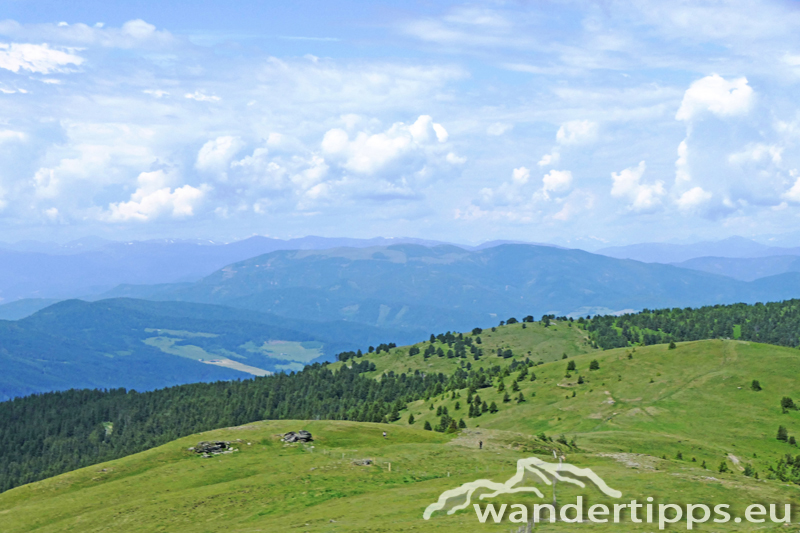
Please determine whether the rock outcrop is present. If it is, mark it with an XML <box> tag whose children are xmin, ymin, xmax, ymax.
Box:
<box><xmin>282</xmin><ymin>430</ymin><xmax>313</xmax><ymax>443</ymax></box>
<box><xmin>190</xmin><ymin>441</ymin><xmax>238</xmax><ymax>457</ymax></box>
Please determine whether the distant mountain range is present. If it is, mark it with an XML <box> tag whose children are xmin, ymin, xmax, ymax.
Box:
<box><xmin>596</xmin><ymin>236</ymin><xmax>800</xmax><ymax>281</ymax></box>
<box><xmin>0</xmin><ymin>298</ymin><xmax>424</xmax><ymax>401</ymax></box>
<box><xmin>0</xmin><ymin>236</ymin><xmax>458</xmax><ymax>303</ymax></box>
<box><xmin>95</xmin><ymin>243</ymin><xmax>800</xmax><ymax>332</ymax></box>
<box><xmin>671</xmin><ymin>255</ymin><xmax>800</xmax><ymax>282</ymax></box>
<box><xmin>597</xmin><ymin>236</ymin><xmax>800</xmax><ymax>263</ymax></box>
<box><xmin>5</xmin><ymin>239</ymin><xmax>800</xmax><ymax>399</ymax></box>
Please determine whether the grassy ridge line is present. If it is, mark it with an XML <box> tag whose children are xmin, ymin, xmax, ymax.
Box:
<box><xmin>331</xmin><ymin>319</ymin><xmax>595</xmax><ymax>378</ymax></box>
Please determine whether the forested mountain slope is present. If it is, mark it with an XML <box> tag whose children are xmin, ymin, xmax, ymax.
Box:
<box><xmin>0</xmin><ymin>298</ymin><xmax>424</xmax><ymax>401</ymax></box>
<box><xmin>122</xmin><ymin>243</ymin><xmax>800</xmax><ymax>333</ymax></box>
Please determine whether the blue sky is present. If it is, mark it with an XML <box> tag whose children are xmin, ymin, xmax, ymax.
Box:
<box><xmin>2</xmin><ymin>0</ymin><xmax>800</xmax><ymax>248</ymax></box>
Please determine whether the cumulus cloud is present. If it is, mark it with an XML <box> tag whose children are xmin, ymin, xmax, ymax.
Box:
<box><xmin>321</xmin><ymin>115</ymin><xmax>449</xmax><ymax>174</ymax></box>
<box><xmin>676</xmin><ymin>186</ymin><xmax>713</xmax><ymax>212</ymax></box>
<box><xmin>611</xmin><ymin>161</ymin><xmax>665</xmax><ymax>212</ymax></box>
<box><xmin>479</xmin><ymin>166</ymin><xmax>573</xmax><ymax>208</ymax></box>
<box><xmin>195</xmin><ymin>136</ymin><xmax>244</xmax><ymax>174</ymax></box>
<box><xmin>783</xmin><ymin>175</ymin><xmax>800</xmax><ymax>203</ymax></box>
<box><xmin>542</xmin><ymin>169</ymin><xmax>572</xmax><ymax>198</ymax></box>
<box><xmin>512</xmin><ymin>166</ymin><xmax>530</xmax><ymax>185</ymax></box>
<box><xmin>675</xmin><ymin>140</ymin><xmax>691</xmax><ymax>183</ymax></box>
<box><xmin>537</xmin><ymin>151</ymin><xmax>560</xmax><ymax>167</ymax></box>
<box><xmin>676</xmin><ymin>74</ymin><xmax>754</xmax><ymax>121</ymax></box>
<box><xmin>446</xmin><ymin>152</ymin><xmax>466</xmax><ymax>164</ymax></box>
<box><xmin>556</xmin><ymin>120</ymin><xmax>598</xmax><ymax>145</ymax></box>
<box><xmin>105</xmin><ymin>170</ymin><xmax>208</xmax><ymax>222</ymax></box>
<box><xmin>0</xmin><ymin>42</ymin><xmax>83</xmax><ymax>74</ymax></box>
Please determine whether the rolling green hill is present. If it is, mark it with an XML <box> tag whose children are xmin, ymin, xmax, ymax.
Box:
<box><xmin>4</xmin><ymin>337</ymin><xmax>800</xmax><ymax>531</ymax></box>
<box><xmin>330</xmin><ymin>318</ymin><xmax>595</xmax><ymax>378</ymax></box>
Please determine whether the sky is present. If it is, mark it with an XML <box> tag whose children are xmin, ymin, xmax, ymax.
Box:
<box><xmin>2</xmin><ymin>0</ymin><xmax>800</xmax><ymax>248</ymax></box>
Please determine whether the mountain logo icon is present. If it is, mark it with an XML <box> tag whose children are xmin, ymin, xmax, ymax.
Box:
<box><xmin>423</xmin><ymin>454</ymin><xmax>622</xmax><ymax>520</ymax></box>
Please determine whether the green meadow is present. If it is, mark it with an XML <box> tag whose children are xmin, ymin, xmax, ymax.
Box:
<box><xmin>4</xmin><ymin>324</ymin><xmax>800</xmax><ymax>531</ymax></box>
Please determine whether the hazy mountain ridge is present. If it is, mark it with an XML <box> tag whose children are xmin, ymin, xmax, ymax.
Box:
<box><xmin>670</xmin><ymin>255</ymin><xmax>800</xmax><ymax>281</ymax></box>
<box><xmin>0</xmin><ymin>236</ymin><xmax>463</xmax><ymax>303</ymax></box>
<box><xmin>598</xmin><ymin>236</ymin><xmax>800</xmax><ymax>263</ymax></box>
<box><xmin>116</xmin><ymin>243</ymin><xmax>800</xmax><ymax>333</ymax></box>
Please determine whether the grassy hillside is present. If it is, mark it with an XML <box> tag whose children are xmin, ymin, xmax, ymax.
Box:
<box><xmin>331</xmin><ymin>319</ymin><xmax>595</xmax><ymax>378</ymax></box>
<box><xmin>5</xmin><ymin>338</ymin><xmax>800</xmax><ymax>531</ymax></box>
<box><xmin>397</xmin><ymin>339</ymin><xmax>800</xmax><ymax>467</ymax></box>
<box><xmin>1</xmin><ymin>415</ymin><xmax>796</xmax><ymax>531</ymax></box>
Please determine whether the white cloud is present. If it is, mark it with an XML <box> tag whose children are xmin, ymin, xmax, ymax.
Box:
<box><xmin>195</xmin><ymin>136</ymin><xmax>244</xmax><ymax>174</ymax></box>
<box><xmin>487</xmin><ymin>122</ymin><xmax>513</xmax><ymax>136</ymax></box>
<box><xmin>105</xmin><ymin>170</ymin><xmax>208</xmax><ymax>222</ymax></box>
<box><xmin>291</xmin><ymin>155</ymin><xmax>329</xmax><ymax>189</ymax></box>
<box><xmin>185</xmin><ymin>91</ymin><xmax>220</xmax><ymax>102</ymax></box>
<box><xmin>321</xmin><ymin>115</ymin><xmax>448</xmax><ymax>174</ymax></box>
<box><xmin>675</xmin><ymin>140</ymin><xmax>691</xmax><ymax>183</ymax></box>
<box><xmin>446</xmin><ymin>152</ymin><xmax>466</xmax><ymax>164</ymax></box>
<box><xmin>676</xmin><ymin>186</ymin><xmax>713</xmax><ymax>211</ymax></box>
<box><xmin>542</xmin><ymin>169</ymin><xmax>572</xmax><ymax>197</ymax></box>
<box><xmin>610</xmin><ymin>161</ymin><xmax>665</xmax><ymax>212</ymax></box>
<box><xmin>556</xmin><ymin>120</ymin><xmax>598</xmax><ymax>145</ymax></box>
<box><xmin>408</xmin><ymin>115</ymin><xmax>448</xmax><ymax>143</ymax></box>
<box><xmin>676</xmin><ymin>74</ymin><xmax>754</xmax><ymax>121</ymax></box>
<box><xmin>0</xmin><ymin>42</ymin><xmax>83</xmax><ymax>74</ymax></box>
<box><xmin>512</xmin><ymin>167</ymin><xmax>530</xmax><ymax>185</ymax></box>
<box><xmin>552</xmin><ymin>191</ymin><xmax>594</xmax><ymax>222</ymax></box>
<box><xmin>783</xmin><ymin>176</ymin><xmax>800</xmax><ymax>203</ymax></box>
<box><xmin>143</xmin><ymin>89</ymin><xmax>169</xmax><ymax>98</ymax></box>
<box><xmin>0</xmin><ymin>19</ymin><xmax>174</xmax><ymax>49</ymax></box>
<box><xmin>537</xmin><ymin>151</ymin><xmax>560</xmax><ymax>167</ymax></box>
<box><xmin>0</xmin><ymin>130</ymin><xmax>25</xmax><ymax>142</ymax></box>
<box><xmin>728</xmin><ymin>143</ymin><xmax>783</xmax><ymax>166</ymax></box>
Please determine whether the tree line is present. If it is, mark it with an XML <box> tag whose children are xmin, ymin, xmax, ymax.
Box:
<box><xmin>583</xmin><ymin>300</ymin><xmax>800</xmax><ymax>350</ymax></box>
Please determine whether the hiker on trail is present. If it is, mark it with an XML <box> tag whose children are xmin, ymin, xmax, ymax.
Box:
<box><xmin>479</xmin><ymin>440</ymin><xmax>483</xmax><ymax>449</ymax></box>
<box><xmin>383</xmin><ymin>431</ymin><xmax>387</xmax><ymax>438</ymax></box>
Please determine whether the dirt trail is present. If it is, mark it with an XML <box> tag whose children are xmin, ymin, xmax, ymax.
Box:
<box><xmin>727</xmin><ymin>453</ymin><xmax>744</xmax><ymax>471</ymax></box>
